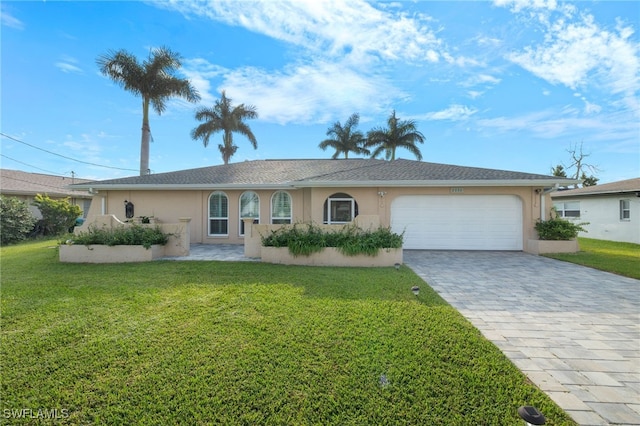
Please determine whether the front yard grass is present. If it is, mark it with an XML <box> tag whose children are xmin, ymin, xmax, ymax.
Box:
<box><xmin>543</xmin><ymin>237</ymin><xmax>640</xmax><ymax>280</ymax></box>
<box><xmin>1</xmin><ymin>240</ymin><xmax>576</xmax><ymax>425</ymax></box>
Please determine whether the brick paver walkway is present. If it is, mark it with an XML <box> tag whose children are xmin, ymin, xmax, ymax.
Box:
<box><xmin>405</xmin><ymin>250</ymin><xmax>640</xmax><ymax>426</ymax></box>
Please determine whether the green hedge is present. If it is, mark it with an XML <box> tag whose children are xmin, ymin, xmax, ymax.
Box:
<box><xmin>69</xmin><ymin>224</ymin><xmax>170</xmax><ymax>249</ymax></box>
<box><xmin>535</xmin><ymin>217</ymin><xmax>587</xmax><ymax>240</ymax></box>
<box><xmin>261</xmin><ymin>223</ymin><xmax>403</xmax><ymax>257</ymax></box>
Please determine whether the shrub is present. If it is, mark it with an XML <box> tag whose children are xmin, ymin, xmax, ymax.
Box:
<box><xmin>70</xmin><ymin>224</ymin><xmax>170</xmax><ymax>249</ymax></box>
<box><xmin>535</xmin><ymin>216</ymin><xmax>588</xmax><ymax>240</ymax></box>
<box><xmin>0</xmin><ymin>196</ymin><xmax>37</xmax><ymax>245</ymax></box>
<box><xmin>261</xmin><ymin>223</ymin><xmax>403</xmax><ymax>257</ymax></box>
<box><xmin>32</xmin><ymin>194</ymin><xmax>82</xmax><ymax>236</ymax></box>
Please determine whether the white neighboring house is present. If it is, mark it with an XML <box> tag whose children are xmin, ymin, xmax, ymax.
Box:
<box><xmin>551</xmin><ymin>178</ymin><xmax>640</xmax><ymax>244</ymax></box>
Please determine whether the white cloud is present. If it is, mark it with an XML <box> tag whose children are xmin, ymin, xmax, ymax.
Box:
<box><xmin>160</xmin><ymin>0</ymin><xmax>445</xmax><ymax>66</ymax></box>
<box><xmin>1</xmin><ymin>8</ymin><xmax>24</xmax><ymax>30</ymax></box>
<box><xmin>217</xmin><ymin>60</ymin><xmax>399</xmax><ymax>125</ymax></box>
<box><xmin>501</xmin><ymin>5</ymin><xmax>639</xmax><ymax>114</ymax></box>
<box><xmin>55</xmin><ymin>55</ymin><xmax>83</xmax><ymax>74</ymax></box>
<box><xmin>162</xmin><ymin>0</ymin><xmax>450</xmax><ymax>124</ymax></box>
<box><xmin>419</xmin><ymin>104</ymin><xmax>478</xmax><ymax>121</ymax></box>
<box><xmin>477</xmin><ymin>108</ymin><xmax>638</xmax><ymax>146</ymax></box>
<box><xmin>493</xmin><ymin>0</ymin><xmax>558</xmax><ymax>13</ymax></box>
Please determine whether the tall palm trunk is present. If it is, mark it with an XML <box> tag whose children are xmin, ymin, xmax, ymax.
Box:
<box><xmin>140</xmin><ymin>98</ymin><xmax>151</xmax><ymax>175</ymax></box>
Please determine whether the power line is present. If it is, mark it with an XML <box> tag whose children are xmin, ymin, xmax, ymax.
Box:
<box><xmin>0</xmin><ymin>132</ymin><xmax>139</xmax><ymax>172</ymax></box>
<box><xmin>1</xmin><ymin>153</ymin><xmax>66</xmax><ymax>176</ymax></box>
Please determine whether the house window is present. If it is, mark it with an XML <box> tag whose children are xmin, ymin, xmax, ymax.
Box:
<box><xmin>209</xmin><ymin>192</ymin><xmax>228</xmax><ymax>236</ymax></box>
<box><xmin>620</xmin><ymin>199</ymin><xmax>631</xmax><ymax>221</ymax></box>
<box><xmin>239</xmin><ymin>191</ymin><xmax>260</xmax><ymax>235</ymax></box>
<box><xmin>271</xmin><ymin>191</ymin><xmax>292</xmax><ymax>224</ymax></box>
<box><xmin>324</xmin><ymin>193</ymin><xmax>358</xmax><ymax>224</ymax></box>
<box><xmin>554</xmin><ymin>202</ymin><xmax>580</xmax><ymax>218</ymax></box>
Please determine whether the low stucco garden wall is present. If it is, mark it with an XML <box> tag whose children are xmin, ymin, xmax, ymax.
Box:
<box><xmin>243</xmin><ymin>216</ymin><xmax>402</xmax><ymax>267</ymax></box>
<box><xmin>61</xmin><ymin>215</ymin><xmax>191</xmax><ymax>263</ymax></box>
<box><xmin>526</xmin><ymin>239</ymin><xmax>579</xmax><ymax>255</ymax></box>
<box><xmin>261</xmin><ymin>247</ymin><xmax>402</xmax><ymax>267</ymax></box>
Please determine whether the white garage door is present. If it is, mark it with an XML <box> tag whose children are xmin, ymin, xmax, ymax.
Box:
<box><xmin>391</xmin><ymin>195</ymin><xmax>523</xmax><ymax>250</ymax></box>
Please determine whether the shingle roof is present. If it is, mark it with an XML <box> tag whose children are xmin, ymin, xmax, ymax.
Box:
<box><xmin>552</xmin><ymin>177</ymin><xmax>640</xmax><ymax>198</ymax></box>
<box><xmin>0</xmin><ymin>169</ymin><xmax>93</xmax><ymax>198</ymax></box>
<box><xmin>70</xmin><ymin>159</ymin><xmax>576</xmax><ymax>189</ymax></box>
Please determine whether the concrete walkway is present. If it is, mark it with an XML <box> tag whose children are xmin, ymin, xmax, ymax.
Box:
<box><xmin>404</xmin><ymin>250</ymin><xmax>640</xmax><ymax>426</ymax></box>
<box><xmin>164</xmin><ymin>245</ymin><xmax>639</xmax><ymax>425</ymax></box>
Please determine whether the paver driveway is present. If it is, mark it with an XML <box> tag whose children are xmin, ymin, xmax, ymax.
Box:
<box><xmin>404</xmin><ymin>250</ymin><xmax>640</xmax><ymax>426</ymax></box>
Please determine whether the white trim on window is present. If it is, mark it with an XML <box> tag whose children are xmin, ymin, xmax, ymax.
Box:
<box><xmin>271</xmin><ymin>191</ymin><xmax>292</xmax><ymax>224</ymax></box>
<box><xmin>324</xmin><ymin>193</ymin><xmax>358</xmax><ymax>224</ymax></box>
<box><xmin>620</xmin><ymin>199</ymin><xmax>631</xmax><ymax>221</ymax></box>
<box><xmin>208</xmin><ymin>191</ymin><xmax>229</xmax><ymax>236</ymax></box>
<box><xmin>239</xmin><ymin>191</ymin><xmax>260</xmax><ymax>236</ymax></box>
<box><xmin>554</xmin><ymin>201</ymin><xmax>580</xmax><ymax>218</ymax></box>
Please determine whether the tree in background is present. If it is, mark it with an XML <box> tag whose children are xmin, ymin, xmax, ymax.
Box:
<box><xmin>366</xmin><ymin>111</ymin><xmax>425</xmax><ymax>161</ymax></box>
<box><xmin>97</xmin><ymin>46</ymin><xmax>201</xmax><ymax>175</ymax></box>
<box><xmin>0</xmin><ymin>196</ymin><xmax>36</xmax><ymax>245</ymax></box>
<box><xmin>318</xmin><ymin>113</ymin><xmax>369</xmax><ymax>159</ymax></box>
<box><xmin>552</xmin><ymin>141</ymin><xmax>599</xmax><ymax>188</ymax></box>
<box><xmin>31</xmin><ymin>194</ymin><xmax>82</xmax><ymax>236</ymax></box>
<box><xmin>191</xmin><ymin>91</ymin><xmax>258</xmax><ymax>165</ymax></box>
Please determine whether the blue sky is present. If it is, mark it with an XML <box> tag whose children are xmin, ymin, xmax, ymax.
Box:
<box><xmin>1</xmin><ymin>0</ymin><xmax>638</xmax><ymax>184</ymax></box>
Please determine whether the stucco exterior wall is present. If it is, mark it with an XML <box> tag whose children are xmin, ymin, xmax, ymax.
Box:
<box><xmin>87</xmin><ymin>185</ymin><xmax>547</xmax><ymax>249</ymax></box>
<box><xmin>554</xmin><ymin>195</ymin><xmax>640</xmax><ymax>244</ymax></box>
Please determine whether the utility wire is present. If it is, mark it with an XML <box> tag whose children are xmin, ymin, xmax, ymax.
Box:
<box><xmin>1</xmin><ymin>153</ymin><xmax>65</xmax><ymax>176</ymax></box>
<box><xmin>0</xmin><ymin>132</ymin><xmax>139</xmax><ymax>172</ymax></box>
<box><xmin>1</xmin><ymin>175</ymin><xmax>89</xmax><ymax>194</ymax></box>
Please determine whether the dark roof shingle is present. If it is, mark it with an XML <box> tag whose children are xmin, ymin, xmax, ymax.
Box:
<box><xmin>71</xmin><ymin>159</ymin><xmax>575</xmax><ymax>189</ymax></box>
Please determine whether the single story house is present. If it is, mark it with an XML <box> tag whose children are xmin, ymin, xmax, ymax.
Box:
<box><xmin>551</xmin><ymin>178</ymin><xmax>640</xmax><ymax>244</ymax></box>
<box><xmin>70</xmin><ymin>159</ymin><xmax>577</xmax><ymax>252</ymax></box>
<box><xmin>0</xmin><ymin>169</ymin><xmax>93</xmax><ymax>219</ymax></box>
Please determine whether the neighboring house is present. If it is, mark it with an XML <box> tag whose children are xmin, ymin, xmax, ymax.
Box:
<box><xmin>70</xmin><ymin>159</ymin><xmax>576</xmax><ymax>252</ymax></box>
<box><xmin>0</xmin><ymin>169</ymin><xmax>93</xmax><ymax>219</ymax></box>
<box><xmin>551</xmin><ymin>178</ymin><xmax>640</xmax><ymax>244</ymax></box>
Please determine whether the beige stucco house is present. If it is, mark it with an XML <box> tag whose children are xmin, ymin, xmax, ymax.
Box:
<box><xmin>70</xmin><ymin>159</ymin><xmax>577</xmax><ymax>253</ymax></box>
<box><xmin>0</xmin><ymin>169</ymin><xmax>93</xmax><ymax>218</ymax></box>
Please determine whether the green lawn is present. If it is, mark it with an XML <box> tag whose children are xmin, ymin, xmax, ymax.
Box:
<box><xmin>543</xmin><ymin>237</ymin><xmax>640</xmax><ymax>279</ymax></box>
<box><xmin>1</xmin><ymin>240</ymin><xmax>576</xmax><ymax>425</ymax></box>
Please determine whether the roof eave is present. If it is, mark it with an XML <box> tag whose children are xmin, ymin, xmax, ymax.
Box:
<box><xmin>552</xmin><ymin>188</ymin><xmax>640</xmax><ymax>197</ymax></box>
<box><xmin>69</xmin><ymin>183</ymin><xmax>297</xmax><ymax>191</ymax></box>
<box><xmin>292</xmin><ymin>179</ymin><xmax>578</xmax><ymax>188</ymax></box>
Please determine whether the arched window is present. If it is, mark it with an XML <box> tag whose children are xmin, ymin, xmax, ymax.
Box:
<box><xmin>239</xmin><ymin>191</ymin><xmax>260</xmax><ymax>235</ymax></box>
<box><xmin>209</xmin><ymin>191</ymin><xmax>229</xmax><ymax>236</ymax></box>
<box><xmin>323</xmin><ymin>192</ymin><xmax>358</xmax><ymax>224</ymax></box>
<box><xmin>271</xmin><ymin>191</ymin><xmax>292</xmax><ymax>224</ymax></box>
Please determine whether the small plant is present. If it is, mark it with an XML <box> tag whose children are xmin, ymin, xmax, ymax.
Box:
<box><xmin>535</xmin><ymin>210</ymin><xmax>588</xmax><ymax>241</ymax></box>
<box><xmin>261</xmin><ymin>223</ymin><xmax>403</xmax><ymax>257</ymax></box>
<box><xmin>70</xmin><ymin>224</ymin><xmax>170</xmax><ymax>249</ymax></box>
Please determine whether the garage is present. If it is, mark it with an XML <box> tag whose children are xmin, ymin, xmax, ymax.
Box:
<box><xmin>391</xmin><ymin>195</ymin><xmax>523</xmax><ymax>250</ymax></box>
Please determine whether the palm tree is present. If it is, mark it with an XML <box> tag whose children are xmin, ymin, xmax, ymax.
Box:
<box><xmin>318</xmin><ymin>113</ymin><xmax>369</xmax><ymax>159</ymax></box>
<box><xmin>97</xmin><ymin>46</ymin><xmax>200</xmax><ymax>176</ymax></box>
<box><xmin>191</xmin><ymin>91</ymin><xmax>258</xmax><ymax>165</ymax></box>
<box><xmin>366</xmin><ymin>110</ymin><xmax>425</xmax><ymax>161</ymax></box>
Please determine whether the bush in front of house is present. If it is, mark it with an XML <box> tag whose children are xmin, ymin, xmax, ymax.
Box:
<box><xmin>0</xmin><ymin>196</ymin><xmax>37</xmax><ymax>246</ymax></box>
<box><xmin>70</xmin><ymin>224</ymin><xmax>170</xmax><ymax>249</ymax></box>
<box><xmin>535</xmin><ymin>216</ymin><xmax>587</xmax><ymax>240</ymax></box>
<box><xmin>261</xmin><ymin>223</ymin><xmax>404</xmax><ymax>257</ymax></box>
<box><xmin>32</xmin><ymin>194</ymin><xmax>83</xmax><ymax>236</ymax></box>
